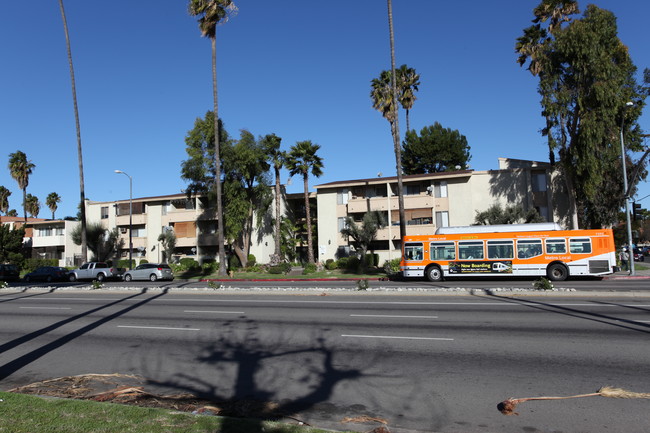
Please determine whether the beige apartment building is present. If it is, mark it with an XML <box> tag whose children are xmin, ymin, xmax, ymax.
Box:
<box><xmin>315</xmin><ymin>158</ymin><xmax>568</xmax><ymax>264</ymax></box>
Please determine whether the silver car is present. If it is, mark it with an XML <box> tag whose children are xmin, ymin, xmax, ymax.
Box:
<box><xmin>123</xmin><ymin>263</ymin><xmax>174</xmax><ymax>282</ymax></box>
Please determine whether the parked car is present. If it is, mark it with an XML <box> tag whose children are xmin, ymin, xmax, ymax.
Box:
<box><xmin>123</xmin><ymin>263</ymin><xmax>174</xmax><ymax>282</ymax></box>
<box><xmin>0</xmin><ymin>263</ymin><xmax>20</xmax><ymax>282</ymax></box>
<box><xmin>69</xmin><ymin>262</ymin><xmax>123</xmax><ymax>282</ymax></box>
<box><xmin>633</xmin><ymin>248</ymin><xmax>645</xmax><ymax>262</ymax></box>
<box><xmin>24</xmin><ymin>266</ymin><xmax>70</xmax><ymax>283</ymax></box>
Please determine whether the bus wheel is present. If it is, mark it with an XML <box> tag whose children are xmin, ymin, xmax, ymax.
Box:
<box><xmin>426</xmin><ymin>265</ymin><xmax>443</xmax><ymax>282</ymax></box>
<box><xmin>546</xmin><ymin>263</ymin><xmax>568</xmax><ymax>281</ymax></box>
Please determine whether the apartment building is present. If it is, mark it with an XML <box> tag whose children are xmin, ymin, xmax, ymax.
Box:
<box><xmin>314</xmin><ymin>158</ymin><xmax>566</xmax><ymax>264</ymax></box>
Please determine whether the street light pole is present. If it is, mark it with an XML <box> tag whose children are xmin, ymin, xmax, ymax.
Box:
<box><xmin>620</xmin><ymin>102</ymin><xmax>635</xmax><ymax>276</ymax></box>
<box><xmin>114</xmin><ymin>170</ymin><xmax>133</xmax><ymax>270</ymax></box>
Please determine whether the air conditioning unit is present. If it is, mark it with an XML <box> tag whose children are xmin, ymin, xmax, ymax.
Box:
<box><xmin>120</xmin><ymin>227</ymin><xmax>127</xmax><ymax>234</ymax></box>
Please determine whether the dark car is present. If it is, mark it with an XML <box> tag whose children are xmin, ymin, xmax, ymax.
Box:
<box><xmin>0</xmin><ymin>264</ymin><xmax>20</xmax><ymax>282</ymax></box>
<box><xmin>24</xmin><ymin>266</ymin><xmax>70</xmax><ymax>283</ymax></box>
<box><xmin>633</xmin><ymin>248</ymin><xmax>645</xmax><ymax>262</ymax></box>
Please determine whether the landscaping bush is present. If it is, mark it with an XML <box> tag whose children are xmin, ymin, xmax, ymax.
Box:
<box><xmin>179</xmin><ymin>257</ymin><xmax>199</xmax><ymax>271</ymax></box>
<box><xmin>303</xmin><ymin>263</ymin><xmax>317</xmax><ymax>274</ymax></box>
<box><xmin>228</xmin><ymin>254</ymin><xmax>241</xmax><ymax>270</ymax></box>
<box><xmin>364</xmin><ymin>253</ymin><xmax>379</xmax><ymax>268</ymax></box>
<box><xmin>139</xmin><ymin>259</ymin><xmax>148</xmax><ymax>265</ymax></box>
<box><xmin>117</xmin><ymin>259</ymin><xmax>135</xmax><ymax>270</ymax></box>
<box><xmin>336</xmin><ymin>257</ymin><xmax>349</xmax><ymax>270</ymax></box>
<box><xmin>346</xmin><ymin>256</ymin><xmax>360</xmax><ymax>272</ymax></box>
<box><xmin>325</xmin><ymin>259</ymin><xmax>337</xmax><ymax>270</ymax></box>
<box><xmin>268</xmin><ymin>265</ymin><xmax>285</xmax><ymax>274</ymax></box>
<box><xmin>247</xmin><ymin>254</ymin><xmax>256</xmax><ymax>267</ymax></box>
<box><xmin>23</xmin><ymin>258</ymin><xmax>58</xmax><ymax>273</ymax></box>
<box><xmin>202</xmin><ymin>260</ymin><xmax>218</xmax><ymax>274</ymax></box>
<box><xmin>383</xmin><ymin>258</ymin><xmax>401</xmax><ymax>275</ymax></box>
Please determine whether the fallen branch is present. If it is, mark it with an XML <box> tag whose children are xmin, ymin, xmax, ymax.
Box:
<box><xmin>498</xmin><ymin>386</ymin><xmax>650</xmax><ymax>416</ymax></box>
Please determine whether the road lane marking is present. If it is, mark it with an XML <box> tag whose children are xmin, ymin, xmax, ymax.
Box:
<box><xmin>184</xmin><ymin>310</ymin><xmax>245</xmax><ymax>314</ymax></box>
<box><xmin>117</xmin><ymin>325</ymin><xmax>200</xmax><ymax>331</ymax></box>
<box><xmin>350</xmin><ymin>314</ymin><xmax>438</xmax><ymax>319</ymax></box>
<box><xmin>342</xmin><ymin>334</ymin><xmax>453</xmax><ymax>341</ymax></box>
<box><xmin>19</xmin><ymin>307</ymin><xmax>72</xmax><ymax>310</ymax></box>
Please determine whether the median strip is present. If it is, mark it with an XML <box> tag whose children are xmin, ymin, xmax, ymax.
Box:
<box><xmin>183</xmin><ymin>310</ymin><xmax>245</xmax><ymax>314</ymax></box>
<box><xmin>19</xmin><ymin>307</ymin><xmax>72</xmax><ymax>310</ymax></box>
<box><xmin>117</xmin><ymin>325</ymin><xmax>200</xmax><ymax>331</ymax></box>
<box><xmin>350</xmin><ymin>314</ymin><xmax>438</xmax><ymax>319</ymax></box>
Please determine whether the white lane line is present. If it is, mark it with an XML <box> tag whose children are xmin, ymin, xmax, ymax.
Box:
<box><xmin>117</xmin><ymin>325</ymin><xmax>200</xmax><ymax>331</ymax></box>
<box><xmin>184</xmin><ymin>310</ymin><xmax>245</xmax><ymax>314</ymax></box>
<box><xmin>342</xmin><ymin>334</ymin><xmax>453</xmax><ymax>341</ymax></box>
<box><xmin>19</xmin><ymin>307</ymin><xmax>72</xmax><ymax>310</ymax></box>
<box><xmin>634</xmin><ymin>320</ymin><xmax>650</xmax><ymax>323</ymax></box>
<box><xmin>350</xmin><ymin>314</ymin><xmax>438</xmax><ymax>319</ymax></box>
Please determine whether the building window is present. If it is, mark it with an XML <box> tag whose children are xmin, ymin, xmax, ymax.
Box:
<box><xmin>337</xmin><ymin>189</ymin><xmax>349</xmax><ymax>205</ymax></box>
<box><xmin>434</xmin><ymin>181</ymin><xmax>448</xmax><ymax>198</ymax></box>
<box><xmin>405</xmin><ymin>184</ymin><xmax>421</xmax><ymax>195</ymax></box>
<box><xmin>101</xmin><ymin>206</ymin><xmax>109</xmax><ymax>219</ymax></box>
<box><xmin>55</xmin><ymin>227</ymin><xmax>64</xmax><ymax>236</ymax></box>
<box><xmin>38</xmin><ymin>227</ymin><xmax>53</xmax><ymax>237</ymax></box>
<box><xmin>131</xmin><ymin>226</ymin><xmax>147</xmax><ymax>237</ymax></box>
<box><xmin>338</xmin><ymin>217</ymin><xmax>347</xmax><ymax>232</ymax></box>
<box><xmin>435</xmin><ymin>211</ymin><xmax>449</xmax><ymax>228</ymax></box>
<box><xmin>532</xmin><ymin>173</ymin><xmax>547</xmax><ymax>192</ymax></box>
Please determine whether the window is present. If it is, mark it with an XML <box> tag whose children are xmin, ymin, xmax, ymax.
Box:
<box><xmin>338</xmin><ymin>217</ymin><xmax>347</xmax><ymax>232</ymax></box>
<box><xmin>38</xmin><ymin>227</ymin><xmax>52</xmax><ymax>237</ymax></box>
<box><xmin>404</xmin><ymin>243</ymin><xmax>424</xmax><ymax>261</ymax></box>
<box><xmin>131</xmin><ymin>226</ymin><xmax>147</xmax><ymax>237</ymax></box>
<box><xmin>569</xmin><ymin>238</ymin><xmax>592</xmax><ymax>254</ymax></box>
<box><xmin>55</xmin><ymin>227</ymin><xmax>64</xmax><ymax>236</ymax></box>
<box><xmin>430</xmin><ymin>242</ymin><xmax>455</xmax><ymax>260</ymax></box>
<box><xmin>488</xmin><ymin>240</ymin><xmax>514</xmax><ymax>259</ymax></box>
<box><xmin>459</xmin><ymin>241</ymin><xmax>484</xmax><ymax>260</ymax></box>
<box><xmin>337</xmin><ymin>189</ymin><xmax>349</xmax><ymax>205</ymax></box>
<box><xmin>546</xmin><ymin>238</ymin><xmax>566</xmax><ymax>254</ymax></box>
<box><xmin>435</xmin><ymin>211</ymin><xmax>449</xmax><ymax>228</ymax></box>
<box><xmin>532</xmin><ymin>172</ymin><xmax>547</xmax><ymax>192</ymax></box>
<box><xmin>434</xmin><ymin>181</ymin><xmax>448</xmax><ymax>198</ymax></box>
<box><xmin>517</xmin><ymin>239</ymin><xmax>543</xmax><ymax>259</ymax></box>
<box><xmin>162</xmin><ymin>201</ymin><xmax>171</xmax><ymax>215</ymax></box>
<box><xmin>101</xmin><ymin>206</ymin><xmax>109</xmax><ymax>219</ymax></box>
<box><xmin>405</xmin><ymin>184</ymin><xmax>420</xmax><ymax>195</ymax></box>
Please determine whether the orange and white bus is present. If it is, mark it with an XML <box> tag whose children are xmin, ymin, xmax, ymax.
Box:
<box><xmin>400</xmin><ymin>223</ymin><xmax>616</xmax><ymax>282</ymax></box>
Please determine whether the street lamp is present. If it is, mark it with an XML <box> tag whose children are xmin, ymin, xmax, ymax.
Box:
<box><xmin>114</xmin><ymin>170</ymin><xmax>133</xmax><ymax>270</ymax></box>
<box><xmin>620</xmin><ymin>102</ymin><xmax>635</xmax><ymax>275</ymax></box>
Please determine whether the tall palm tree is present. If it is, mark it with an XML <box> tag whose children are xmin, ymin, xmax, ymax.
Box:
<box><xmin>369</xmin><ymin>0</ymin><xmax>405</xmax><ymax>243</ymax></box>
<box><xmin>58</xmin><ymin>0</ymin><xmax>88</xmax><ymax>262</ymax></box>
<box><xmin>25</xmin><ymin>194</ymin><xmax>40</xmax><ymax>218</ymax></box>
<box><xmin>285</xmin><ymin>141</ymin><xmax>323</xmax><ymax>264</ymax></box>
<box><xmin>188</xmin><ymin>0</ymin><xmax>237</xmax><ymax>276</ymax></box>
<box><xmin>8</xmin><ymin>151</ymin><xmax>35</xmax><ymax>222</ymax></box>
<box><xmin>396</xmin><ymin>64</ymin><xmax>420</xmax><ymax>132</ymax></box>
<box><xmin>0</xmin><ymin>186</ymin><xmax>11</xmax><ymax>215</ymax></box>
<box><xmin>261</xmin><ymin>133</ymin><xmax>285</xmax><ymax>260</ymax></box>
<box><xmin>46</xmin><ymin>192</ymin><xmax>62</xmax><ymax>219</ymax></box>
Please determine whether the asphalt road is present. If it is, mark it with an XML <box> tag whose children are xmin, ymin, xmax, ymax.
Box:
<box><xmin>1</xmin><ymin>288</ymin><xmax>649</xmax><ymax>432</ymax></box>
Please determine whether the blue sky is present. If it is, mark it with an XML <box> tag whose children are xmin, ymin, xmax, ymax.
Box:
<box><xmin>1</xmin><ymin>0</ymin><xmax>648</xmax><ymax>219</ymax></box>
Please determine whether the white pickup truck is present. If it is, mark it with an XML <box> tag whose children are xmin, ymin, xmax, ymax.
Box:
<box><xmin>68</xmin><ymin>262</ymin><xmax>123</xmax><ymax>282</ymax></box>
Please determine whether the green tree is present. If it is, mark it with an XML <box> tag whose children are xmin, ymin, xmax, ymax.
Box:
<box><xmin>474</xmin><ymin>204</ymin><xmax>544</xmax><ymax>225</ymax></box>
<box><xmin>46</xmin><ymin>192</ymin><xmax>61</xmax><ymax>219</ymax></box>
<box><xmin>58</xmin><ymin>0</ymin><xmax>88</xmax><ymax>263</ymax></box>
<box><xmin>157</xmin><ymin>230</ymin><xmax>177</xmax><ymax>264</ymax></box>
<box><xmin>8</xmin><ymin>151</ymin><xmax>35</xmax><ymax>222</ymax></box>
<box><xmin>222</xmin><ymin>130</ymin><xmax>272</xmax><ymax>267</ymax></box>
<box><xmin>6</xmin><ymin>209</ymin><xmax>18</xmax><ymax>217</ymax></box>
<box><xmin>260</xmin><ymin>133</ymin><xmax>285</xmax><ymax>260</ymax></box>
<box><xmin>188</xmin><ymin>0</ymin><xmax>237</xmax><ymax>277</ymax></box>
<box><xmin>25</xmin><ymin>194</ymin><xmax>40</xmax><ymax>218</ymax></box>
<box><xmin>396</xmin><ymin>64</ymin><xmax>420</xmax><ymax>132</ymax></box>
<box><xmin>402</xmin><ymin>122</ymin><xmax>471</xmax><ymax>174</ymax></box>
<box><xmin>0</xmin><ymin>224</ymin><xmax>25</xmax><ymax>267</ymax></box>
<box><xmin>286</xmin><ymin>140</ymin><xmax>323</xmax><ymax>264</ymax></box>
<box><xmin>0</xmin><ymin>186</ymin><xmax>11</xmax><ymax>215</ymax></box>
<box><xmin>516</xmin><ymin>2</ymin><xmax>647</xmax><ymax>229</ymax></box>
<box><xmin>340</xmin><ymin>211</ymin><xmax>387</xmax><ymax>272</ymax></box>
<box><xmin>71</xmin><ymin>222</ymin><xmax>123</xmax><ymax>262</ymax></box>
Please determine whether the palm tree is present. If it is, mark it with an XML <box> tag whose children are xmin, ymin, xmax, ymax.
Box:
<box><xmin>58</xmin><ymin>0</ymin><xmax>88</xmax><ymax>262</ymax></box>
<box><xmin>396</xmin><ymin>64</ymin><xmax>420</xmax><ymax>132</ymax></box>
<box><xmin>370</xmin><ymin>0</ymin><xmax>405</xmax><ymax>242</ymax></box>
<box><xmin>188</xmin><ymin>0</ymin><xmax>237</xmax><ymax>276</ymax></box>
<box><xmin>46</xmin><ymin>192</ymin><xmax>62</xmax><ymax>219</ymax></box>
<box><xmin>158</xmin><ymin>230</ymin><xmax>177</xmax><ymax>263</ymax></box>
<box><xmin>0</xmin><ymin>186</ymin><xmax>11</xmax><ymax>215</ymax></box>
<box><xmin>25</xmin><ymin>194</ymin><xmax>40</xmax><ymax>218</ymax></box>
<box><xmin>286</xmin><ymin>141</ymin><xmax>323</xmax><ymax>264</ymax></box>
<box><xmin>8</xmin><ymin>151</ymin><xmax>35</xmax><ymax>222</ymax></box>
<box><xmin>261</xmin><ymin>133</ymin><xmax>285</xmax><ymax>260</ymax></box>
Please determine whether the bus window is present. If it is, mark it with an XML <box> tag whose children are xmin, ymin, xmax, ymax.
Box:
<box><xmin>459</xmin><ymin>241</ymin><xmax>484</xmax><ymax>260</ymax></box>
<box><xmin>569</xmin><ymin>238</ymin><xmax>592</xmax><ymax>254</ymax></box>
<box><xmin>404</xmin><ymin>243</ymin><xmax>424</xmax><ymax>261</ymax></box>
<box><xmin>430</xmin><ymin>241</ymin><xmax>455</xmax><ymax>260</ymax></box>
<box><xmin>517</xmin><ymin>239</ymin><xmax>543</xmax><ymax>259</ymax></box>
<box><xmin>487</xmin><ymin>240</ymin><xmax>514</xmax><ymax>259</ymax></box>
<box><xmin>546</xmin><ymin>238</ymin><xmax>566</xmax><ymax>254</ymax></box>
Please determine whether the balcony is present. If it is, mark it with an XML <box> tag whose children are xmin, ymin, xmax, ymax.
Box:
<box><xmin>115</xmin><ymin>213</ymin><xmax>146</xmax><ymax>225</ymax></box>
<box><xmin>347</xmin><ymin>194</ymin><xmax>434</xmax><ymax>213</ymax></box>
<box><xmin>31</xmin><ymin>235</ymin><xmax>66</xmax><ymax>248</ymax></box>
<box><xmin>375</xmin><ymin>223</ymin><xmax>436</xmax><ymax>240</ymax></box>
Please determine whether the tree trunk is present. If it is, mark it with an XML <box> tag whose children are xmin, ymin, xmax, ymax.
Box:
<box><xmin>274</xmin><ymin>166</ymin><xmax>282</xmax><ymax>257</ymax></box>
<box><xmin>387</xmin><ymin>0</ymin><xmax>406</xmax><ymax>242</ymax></box>
<box><xmin>304</xmin><ymin>174</ymin><xmax>315</xmax><ymax>264</ymax></box>
<box><xmin>211</xmin><ymin>37</ymin><xmax>227</xmax><ymax>276</ymax></box>
<box><xmin>58</xmin><ymin>0</ymin><xmax>87</xmax><ymax>263</ymax></box>
<box><xmin>563</xmin><ymin>165</ymin><xmax>580</xmax><ymax>229</ymax></box>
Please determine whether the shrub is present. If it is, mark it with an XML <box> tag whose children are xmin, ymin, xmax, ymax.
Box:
<box><xmin>246</xmin><ymin>264</ymin><xmax>262</xmax><ymax>273</ymax></box>
<box><xmin>247</xmin><ymin>254</ymin><xmax>256</xmax><ymax>267</ymax></box>
<box><xmin>325</xmin><ymin>259</ymin><xmax>337</xmax><ymax>270</ymax></box>
<box><xmin>303</xmin><ymin>263</ymin><xmax>317</xmax><ymax>274</ymax></box>
<box><xmin>23</xmin><ymin>258</ymin><xmax>58</xmax><ymax>273</ymax></box>
<box><xmin>202</xmin><ymin>260</ymin><xmax>218</xmax><ymax>275</ymax></box>
<box><xmin>337</xmin><ymin>257</ymin><xmax>349</xmax><ymax>270</ymax></box>
<box><xmin>228</xmin><ymin>254</ymin><xmax>241</xmax><ymax>270</ymax></box>
<box><xmin>346</xmin><ymin>256</ymin><xmax>360</xmax><ymax>272</ymax></box>
<box><xmin>268</xmin><ymin>266</ymin><xmax>285</xmax><ymax>274</ymax></box>
<box><xmin>533</xmin><ymin>277</ymin><xmax>554</xmax><ymax>291</ymax></box>
<box><xmin>117</xmin><ymin>259</ymin><xmax>135</xmax><ymax>270</ymax></box>
<box><xmin>139</xmin><ymin>259</ymin><xmax>148</xmax><ymax>265</ymax></box>
<box><xmin>179</xmin><ymin>257</ymin><xmax>199</xmax><ymax>271</ymax></box>
<box><xmin>383</xmin><ymin>258</ymin><xmax>401</xmax><ymax>275</ymax></box>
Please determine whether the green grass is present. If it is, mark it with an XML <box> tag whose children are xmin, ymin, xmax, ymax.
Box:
<box><xmin>0</xmin><ymin>392</ymin><xmax>354</xmax><ymax>433</ymax></box>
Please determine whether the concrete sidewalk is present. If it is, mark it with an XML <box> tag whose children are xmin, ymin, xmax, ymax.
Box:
<box><xmin>606</xmin><ymin>265</ymin><xmax>650</xmax><ymax>279</ymax></box>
